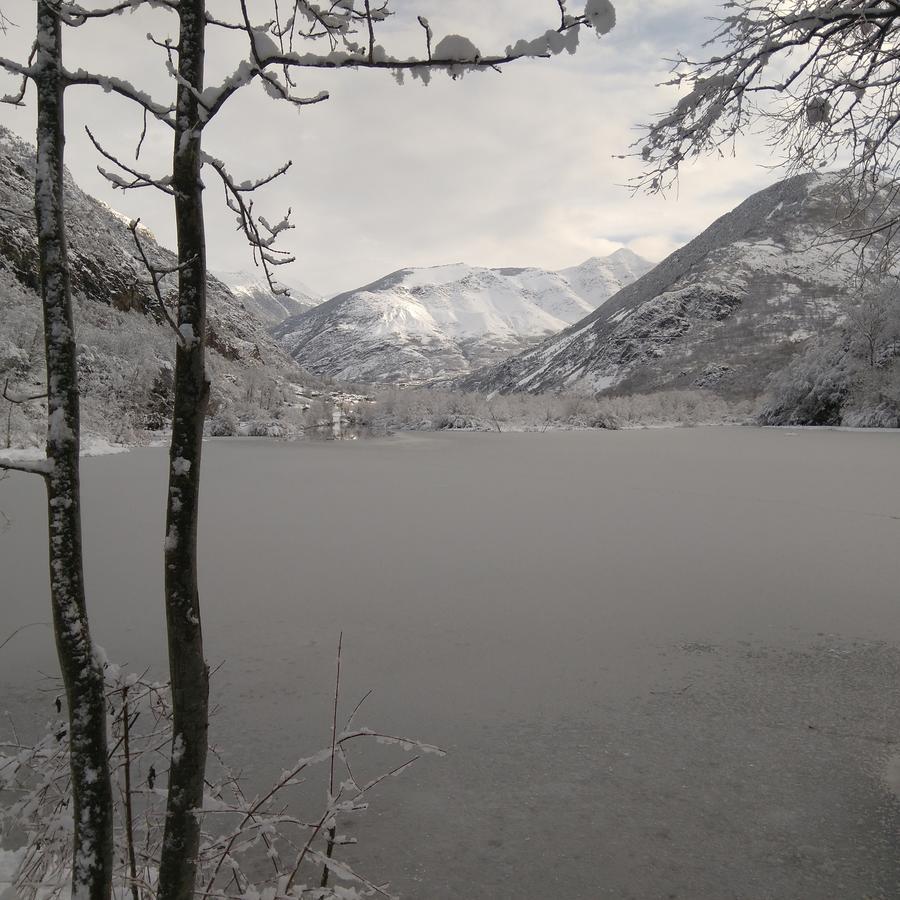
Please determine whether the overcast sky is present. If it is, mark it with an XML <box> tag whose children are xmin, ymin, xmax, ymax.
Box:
<box><xmin>0</xmin><ymin>1</ymin><xmax>778</xmax><ymax>297</ymax></box>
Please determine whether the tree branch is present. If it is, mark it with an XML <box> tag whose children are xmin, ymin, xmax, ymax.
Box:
<box><xmin>85</xmin><ymin>126</ymin><xmax>175</xmax><ymax>194</ymax></box>
<box><xmin>0</xmin><ymin>456</ymin><xmax>53</xmax><ymax>477</ymax></box>
<box><xmin>59</xmin><ymin>0</ymin><xmax>177</xmax><ymax>25</ymax></box>
<box><xmin>3</xmin><ymin>378</ymin><xmax>47</xmax><ymax>404</ymax></box>
<box><xmin>202</xmin><ymin>153</ymin><xmax>296</xmax><ymax>296</ymax></box>
<box><xmin>127</xmin><ymin>219</ymin><xmax>189</xmax><ymax>346</ymax></box>
<box><xmin>64</xmin><ymin>69</ymin><xmax>176</xmax><ymax>127</ymax></box>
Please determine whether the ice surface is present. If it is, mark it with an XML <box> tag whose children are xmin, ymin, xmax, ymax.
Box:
<box><xmin>3</xmin><ymin>429</ymin><xmax>900</xmax><ymax>898</ymax></box>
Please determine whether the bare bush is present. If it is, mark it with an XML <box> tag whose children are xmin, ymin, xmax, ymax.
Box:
<box><xmin>1</xmin><ymin>642</ymin><xmax>443</xmax><ymax>900</ymax></box>
<box><xmin>364</xmin><ymin>386</ymin><xmax>753</xmax><ymax>432</ymax></box>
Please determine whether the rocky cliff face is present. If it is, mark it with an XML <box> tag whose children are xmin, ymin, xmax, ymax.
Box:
<box><xmin>459</xmin><ymin>175</ymin><xmax>866</xmax><ymax>397</ymax></box>
<box><xmin>273</xmin><ymin>251</ymin><xmax>653</xmax><ymax>384</ymax></box>
<box><xmin>0</xmin><ymin>126</ymin><xmax>296</xmax><ymax>366</ymax></box>
<box><xmin>0</xmin><ymin>126</ymin><xmax>310</xmax><ymax>445</ymax></box>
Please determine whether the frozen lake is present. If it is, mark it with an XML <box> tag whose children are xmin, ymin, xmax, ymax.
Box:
<box><xmin>3</xmin><ymin>427</ymin><xmax>900</xmax><ymax>898</ymax></box>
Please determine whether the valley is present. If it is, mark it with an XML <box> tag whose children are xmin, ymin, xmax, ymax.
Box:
<box><xmin>3</xmin><ymin>3</ymin><xmax>900</xmax><ymax>899</ymax></box>
<box><xmin>2</xmin><ymin>126</ymin><xmax>896</xmax><ymax>448</ymax></box>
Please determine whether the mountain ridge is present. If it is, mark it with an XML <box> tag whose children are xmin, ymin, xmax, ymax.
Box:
<box><xmin>0</xmin><ymin>125</ymin><xmax>314</xmax><ymax>444</ymax></box>
<box><xmin>458</xmin><ymin>174</ymin><xmax>867</xmax><ymax>397</ymax></box>
<box><xmin>214</xmin><ymin>269</ymin><xmax>321</xmax><ymax>326</ymax></box>
<box><xmin>273</xmin><ymin>252</ymin><xmax>653</xmax><ymax>383</ymax></box>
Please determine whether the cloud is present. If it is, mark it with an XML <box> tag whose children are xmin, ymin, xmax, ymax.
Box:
<box><xmin>0</xmin><ymin>0</ymin><xmax>782</xmax><ymax>296</ymax></box>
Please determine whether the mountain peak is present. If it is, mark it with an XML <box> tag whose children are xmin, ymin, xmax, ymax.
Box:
<box><xmin>273</xmin><ymin>256</ymin><xmax>650</xmax><ymax>384</ymax></box>
<box><xmin>214</xmin><ymin>269</ymin><xmax>321</xmax><ymax>326</ymax></box>
<box><xmin>608</xmin><ymin>247</ymin><xmax>648</xmax><ymax>262</ymax></box>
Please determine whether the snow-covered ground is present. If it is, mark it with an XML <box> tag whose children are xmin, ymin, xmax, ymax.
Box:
<box><xmin>0</xmin><ymin>435</ymin><xmax>133</xmax><ymax>462</ymax></box>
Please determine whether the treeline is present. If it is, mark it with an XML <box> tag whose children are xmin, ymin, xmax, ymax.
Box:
<box><xmin>1</xmin><ymin>265</ymin><xmax>319</xmax><ymax>448</ymax></box>
<box><xmin>352</xmin><ymin>385</ymin><xmax>755</xmax><ymax>432</ymax></box>
<box><xmin>9</xmin><ymin>266</ymin><xmax>899</xmax><ymax>449</ymax></box>
<box><xmin>759</xmin><ymin>289</ymin><xmax>900</xmax><ymax>427</ymax></box>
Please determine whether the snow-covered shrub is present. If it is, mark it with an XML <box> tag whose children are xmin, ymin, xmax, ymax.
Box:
<box><xmin>593</xmin><ymin>389</ymin><xmax>723</xmax><ymax>427</ymax></box>
<box><xmin>841</xmin><ymin>362</ymin><xmax>900</xmax><ymax>427</ymax></box>
<box><xmin>0</xmin><ymin>341</ymin><xmax>29</xmax><ymax>375</ymax></box>
<box><xmin>365</xmin><ymin>386</ymin><xmax>755</xmax><ymax>431</ymax></box>
<box><xmin>208</xmin><ymin>411</ymin><xmax>239</xmax><ymax>436</ymax></box>
<box><xmin>432</xmin><ymin>412</ymin><xmax>492</xmax><ymax>431</ymax></box>
<box><xmin>582</xmin><ymin>409</ymin><xmax>619</xmax><ymax>430</ymax></box>
<box><xmin>758</xmin><ymin>325</ymin><xmax>900</xmax><ymax>427</ymax></box>
<box><xmin>841</xmin><ymin>403</ymin><xmax>900</xmax><ymax>428</ymax></box>
<box><xmin>0</xmin><ymin>263</ymin><xmax>323</xmax><ymax>449</ymax></box>
<box><xmin>584</xmin><ymin>389</ymin><xmax>750</xmax><ymax>427</ymax></box>
<box><xmin>1</xmin><ymin>657</ymin><xmax>442</xmax><ymax>900</ymax></box>
<box><xmin>239</xmin><ymin>420</ymin><xmax>287</xmax><ymax>438</ymax></box>
<box><xmin>758</xmin><ymin>338</ymin><xmax>854</xmax><ymax>425</ymax></box>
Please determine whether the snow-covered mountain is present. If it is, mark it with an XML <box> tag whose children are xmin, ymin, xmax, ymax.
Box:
<box><xmin>273</xmin><ymin>251</ymin><xmax>653</xmax><ymax>383</ymax></box>
<box><xmin>0</xmin><ymin>126</ymin><xmax>311</xmax><ymax>444</ymax></box>
<box><xmin>460</xmin><ymin>174</ymin><xmax>871</xmax><ymax>397</ymax></box>
<box><xmin>215</xmin><ymin>269</ymin><xmax>321</xmax><ymax>326</ymax></box>
<box><xmin>558</xmin><ymin>249</ymin><xmax>654</xmax><ymax>307</ymax></box>
<box><xmin>0</xmin><ymin>126</ymin><xmax>294</xmax><ymax>365</ymax></box>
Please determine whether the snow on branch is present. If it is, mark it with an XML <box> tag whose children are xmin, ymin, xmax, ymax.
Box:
<box><xmin>633</xmin><ymin>0</ymin><xmax>900</xmax><ymax>194</ymax></box>
<box><xmin>0</xmin><ymin>456</ymin><xmax>53</xmax><ymax>477</ymax></box>
<box><xmin>2</xmin><ymin>379</ymin><xmax>47</xmax><ymax>405</ymax></box>
<box><xmin>629</xmin><ymin>0</ymin><xmax>900</xmax><ymax>270</ymax></box>
<box><xmin>194</xmin><ymin>0</ymin><xmax>615</xmax><ymax>112</ymax></box>
<box><xmin>127</xmin><ymin>219</ymin><xmax>191</xmax><ymax>347</ymax></box>
<box><xmin>64</xmin><ymin>68</ymin><xmax>175</xmax><ymax>128</ymax></box>
<box><xmin>57</xmin><ymin>0</ymin><xmax>178</xmax><ymax>26</ymax></box>
<box><xmin>85</xmin><ymin>126</ymin><xmax>174</xmax><ymax>194</ymax></box>
<box><xmin>202</xmin><ymin>152</ymin><xmax>297</xmax><ymax>297</ymax></box>
<box><xmin>0</xmin><ymin>52</ymin><xmax>36</xmax><ymax>104</ymax></box>
<box><xmin>0</xmin><ymin>12</ymin><xmax>175</xmax><ymax>126</ymax></box>
<box><xmin>1</xmin><ymin>642</ymin><xmax>444</xmax><ymax>900</ymax></box>
<box><xmin>0</xmin><ymin>42</ymin><xmax>36</xmax><ymax>107</ymax></box>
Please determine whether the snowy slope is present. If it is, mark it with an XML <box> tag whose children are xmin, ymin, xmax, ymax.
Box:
<box><xmin>0</xmin><ymin>126</ymin><xmax>309</xmax><ymax>444</ymax></box>
<box><xmin>0</xmin><ymin>126</ymin><xmax>294</xmax><ymax>365</ymax></box>
<box><xmin>460</xmin><ymin>175</ymin><xmax>874</xmax><ymax>398</ymax></box>
<box><xmin>215</xmin><ymin>269</ymin><xmax>321</xmax><ymax>326</ymax></box>
<box><xmin>274</xmin><ymin>254</ymin><xmax>652</xmax><ymax>383</ymax></box>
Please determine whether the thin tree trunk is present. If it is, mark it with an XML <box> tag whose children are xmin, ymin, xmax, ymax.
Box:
<box><xmin>120</xmin><ymin>687</ymin><xmax>141</xmax><ymax>900</ymax></box>
<box><xmin>33</xmin><ymin>3</ymin><xmax>113</xmax><ymax>898</ymax></box>
<box><xmin>157</xmin><ymin>2</ymin><xmax>210</xmax><ymax>898</ymax></box>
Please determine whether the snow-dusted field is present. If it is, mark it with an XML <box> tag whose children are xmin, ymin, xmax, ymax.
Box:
<box><xmin>3</xmin><ymin>428</ymin><xmax>900</xmax><ymax>899</ymax></box>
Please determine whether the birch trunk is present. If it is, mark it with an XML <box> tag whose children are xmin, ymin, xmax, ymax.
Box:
<box><xmin>157</xmin><ymin>2</ymin><xmax>210</xmax><ymax>898</ymax></box>
<box><xmin>33</xmin><ymin>3</ymin><xmax>113</xmax><ymax>898</ymax></box>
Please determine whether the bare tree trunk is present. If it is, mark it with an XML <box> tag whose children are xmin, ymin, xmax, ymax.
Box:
<box><xmin>33</xmin><ymin>3</ymin><xmax>113</xmax><ymax>898</ymax></box>
<box><xmin>157</xmin><ymin>2</ymin><xmax>210</xmax><ymax>898</ymax></box>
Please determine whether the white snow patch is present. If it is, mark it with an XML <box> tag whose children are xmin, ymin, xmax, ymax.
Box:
<box><xmin>607</xmin><ymin>307</ymin><xmax>632</xmax><ymax>324</ymax></box>
<box><xmin>589</xmin><ymin>373</ymin><xmax>618</xmax><ymax>391</ymax></box>
<box><xmin>47</xmin><ymin>407</ymin><xmax>74</xmax><ymax>443</ymax></box>
<box><xmin>433</xmin><ymin>34</ymin><xmax>481</xmax><ymax>61</ymax></box>
<box><xmin>81</xmin><ymin>436</ymin><xmax>132</xmax><ymax>457</ymax></box>
<box><xmin>0</xmin><ymin>435</ymin><xmax>131</xmax><ymax>461</ymax></box>
<box><xmin>585</xmin><ymin>0</ymin><xmax>616</xmax><ymax>34</ymax></box>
